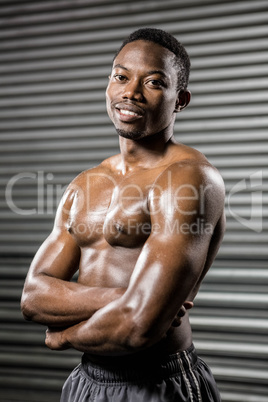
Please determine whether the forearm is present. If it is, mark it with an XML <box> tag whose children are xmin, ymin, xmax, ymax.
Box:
<box><xmin>46</xmin><ymin>309</ymin><xmax>138</xmax><ymax>356</ymax></box>
<box><xmin>46</xmin><ymin>297</ymin><xmax>170</xmax><ymax>355</ymax></box>
<box><xmin>45</xmin><ymin>295</ymin><xmax>194</xmax><ymax>355</ymax></box>
<box><xmin>21</xmin><ymin>275</ymin><xmax>125</xmax><ymax>327</ymax></box>
<box><xmin>54</xmin><ymin>321</ymin><xmax>131</xmax><ymax>356</ymax></box>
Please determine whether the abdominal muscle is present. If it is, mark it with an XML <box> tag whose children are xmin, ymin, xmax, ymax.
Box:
<box><xmin>77</xmin><ymin>243</ymin><xmax>193</xmax><ymax>364</ymax></box>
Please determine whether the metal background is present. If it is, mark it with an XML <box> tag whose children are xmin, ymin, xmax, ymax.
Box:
<box><xmin>0</xmin><ymin>1</ymin><xmax>267</xmax><ymax>401</ymax></box>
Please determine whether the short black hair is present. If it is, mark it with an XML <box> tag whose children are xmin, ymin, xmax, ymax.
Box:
<box><xmin>114</xmin><ymin>27</ymin><xmax>191</xmax><ymax>90</ymax></box>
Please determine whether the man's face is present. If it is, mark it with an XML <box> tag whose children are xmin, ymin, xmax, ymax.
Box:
<box><xmin>106</xmin><ymin>40</ymin><xmax>180</xmax><ymax>140</ymax></box>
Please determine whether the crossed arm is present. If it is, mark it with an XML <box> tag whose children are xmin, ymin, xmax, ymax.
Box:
<box><xmin>21</xmin><ymin>184</ymin><xmax>126</xmax><ymax>328</ymax></box>
<box><xmin>21</xmin><ymin>163</ymin><xmax>225</xmax><ymax>356</ymax></box>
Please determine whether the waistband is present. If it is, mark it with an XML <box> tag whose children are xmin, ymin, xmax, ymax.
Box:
<box><xmin>81</xmin><ymin>344</ymin><xmax>198</xmax><ymax>384</ymax></box>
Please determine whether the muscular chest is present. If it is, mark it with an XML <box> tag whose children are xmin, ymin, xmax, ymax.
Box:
<box><xmin>69</xmin><ymin>170</ymin><xmax>155</xmax><ymax>248</ymax></box>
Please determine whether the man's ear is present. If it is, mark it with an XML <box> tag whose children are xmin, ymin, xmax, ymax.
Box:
<box><xmin>174</xmin><ymin>89</ymin><xmax>191</xmax><ymax>112</ymax></box>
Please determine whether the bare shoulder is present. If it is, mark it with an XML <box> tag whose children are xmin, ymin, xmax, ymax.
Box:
<box><xmin>64</xmin><ymin>154</ymin><xmax>120</xmax><ymax>193</ymax></box>
<box><xmin>151</xmin><ymin>144</ymin><xmax>225</xmax><ymax>223</ymax></box>
<box><xmin>54</xmin><ymin>157</ymin><xmax>118</xmax><ymax>224</ymax></box>
<box><xmin>165</xmin><ymin>142</ymin><xmax>224</xmax><ymax>191</ymax></box>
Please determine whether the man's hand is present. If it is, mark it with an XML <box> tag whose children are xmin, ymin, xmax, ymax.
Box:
<box><xmin>171</xmin><ymin>301</ymin><xmax>194</xmax><ymax>327</ymax></box>
<box><xmin>45</xmin><ymin>327</ymin><xmax>70</xmax><ymax>350</ymax></box>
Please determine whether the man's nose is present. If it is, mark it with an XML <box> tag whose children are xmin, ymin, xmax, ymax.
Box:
<box><xmin>122</xmin><ymin>79</ymin><xmax>144</xmax><ymax>102</ymax></box>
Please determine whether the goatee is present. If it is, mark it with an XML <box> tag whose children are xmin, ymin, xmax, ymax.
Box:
<box><xmin>116</xmin><ymin>128</ymin><xmax>145</xmax><ymax>140</ymax></box>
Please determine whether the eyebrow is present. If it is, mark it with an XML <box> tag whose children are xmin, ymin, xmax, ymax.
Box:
<box><xmin>113</xmin><ymin>64</ymin><xmax>129</xmax><ymax>71</ymax></box>
<box><xmin>113</xmin><ymin>64</ymin><xmax>168</xmax><ymax>79</ymax></box>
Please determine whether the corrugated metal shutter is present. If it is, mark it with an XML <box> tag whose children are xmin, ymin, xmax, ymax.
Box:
<box><xmin>0</xmin><ymin>1</ymin><xmax>267</xmax><ymax>400</ymax></box>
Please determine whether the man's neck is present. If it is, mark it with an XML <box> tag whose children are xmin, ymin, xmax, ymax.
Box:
<box><xmin>118</xmin><ymin>130</ymin><xmax>176</xmax><ymax>174</ymax></box>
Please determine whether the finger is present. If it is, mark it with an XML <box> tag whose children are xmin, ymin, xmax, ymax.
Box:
<box><xmin>171</xmin><ymin>317</ymin><xmax>182</xmax><ymax>327</ymax></box>
<box><xmin>183</xmin><ymin>301</ymin><xmax>194</xmax><ymax>310</ymax></box>
<box><xmin>177</xmin><ymin>306</ymin><xmax>186</xmax><ymax>317</ymax></box>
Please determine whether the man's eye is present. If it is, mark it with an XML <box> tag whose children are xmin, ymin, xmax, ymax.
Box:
<box><xmin>114</xmin><ymin>74</ymin><xmax>126</xmax><ymax>82</ymax></box>
<box><xmin>148</xmin><ymin>79</ymin><xmax>163</xmax><ymax>87</ymax></box>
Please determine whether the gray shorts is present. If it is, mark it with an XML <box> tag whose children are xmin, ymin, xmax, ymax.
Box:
<box><xmin>60</xmin><ymin>344</ymin><xmax>221</xmax><ymax>402</ymax></box>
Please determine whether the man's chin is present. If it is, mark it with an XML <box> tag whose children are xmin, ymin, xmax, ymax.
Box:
<box><xmin>116</xmin><ymin>128</ymin><xmax>145</xmax><ymax>140</ymax></box>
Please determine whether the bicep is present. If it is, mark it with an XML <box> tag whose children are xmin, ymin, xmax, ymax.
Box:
<box><xmin>121</xmin><ymin>228</ymin><xmax>209</xmax><ymax>338</ymax></box>
<box><xmin>26</xmin><ymin>185</ymin><xmax>81</xmax><ymax>283</ymax></box>
<box><xmin>27</xmin><ymin>228</ymin><xmax>80</xmax><ymax>282</ymax></box>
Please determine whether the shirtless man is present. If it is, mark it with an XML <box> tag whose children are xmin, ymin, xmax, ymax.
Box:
<box><xmin>21</xmin><ymin>28</ymin><xmax>225</xmax><ymax>401</ymax></box>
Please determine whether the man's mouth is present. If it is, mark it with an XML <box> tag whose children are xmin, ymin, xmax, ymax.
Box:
<box><xmin>114</xmin><ymin>103</ymin><xmax>144</xmax><ymax>122</ymax></box>
<box><xmin>119</xmin><ymin>109</ymin><xmax>140</xmax><ymax>117</ymax></box>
